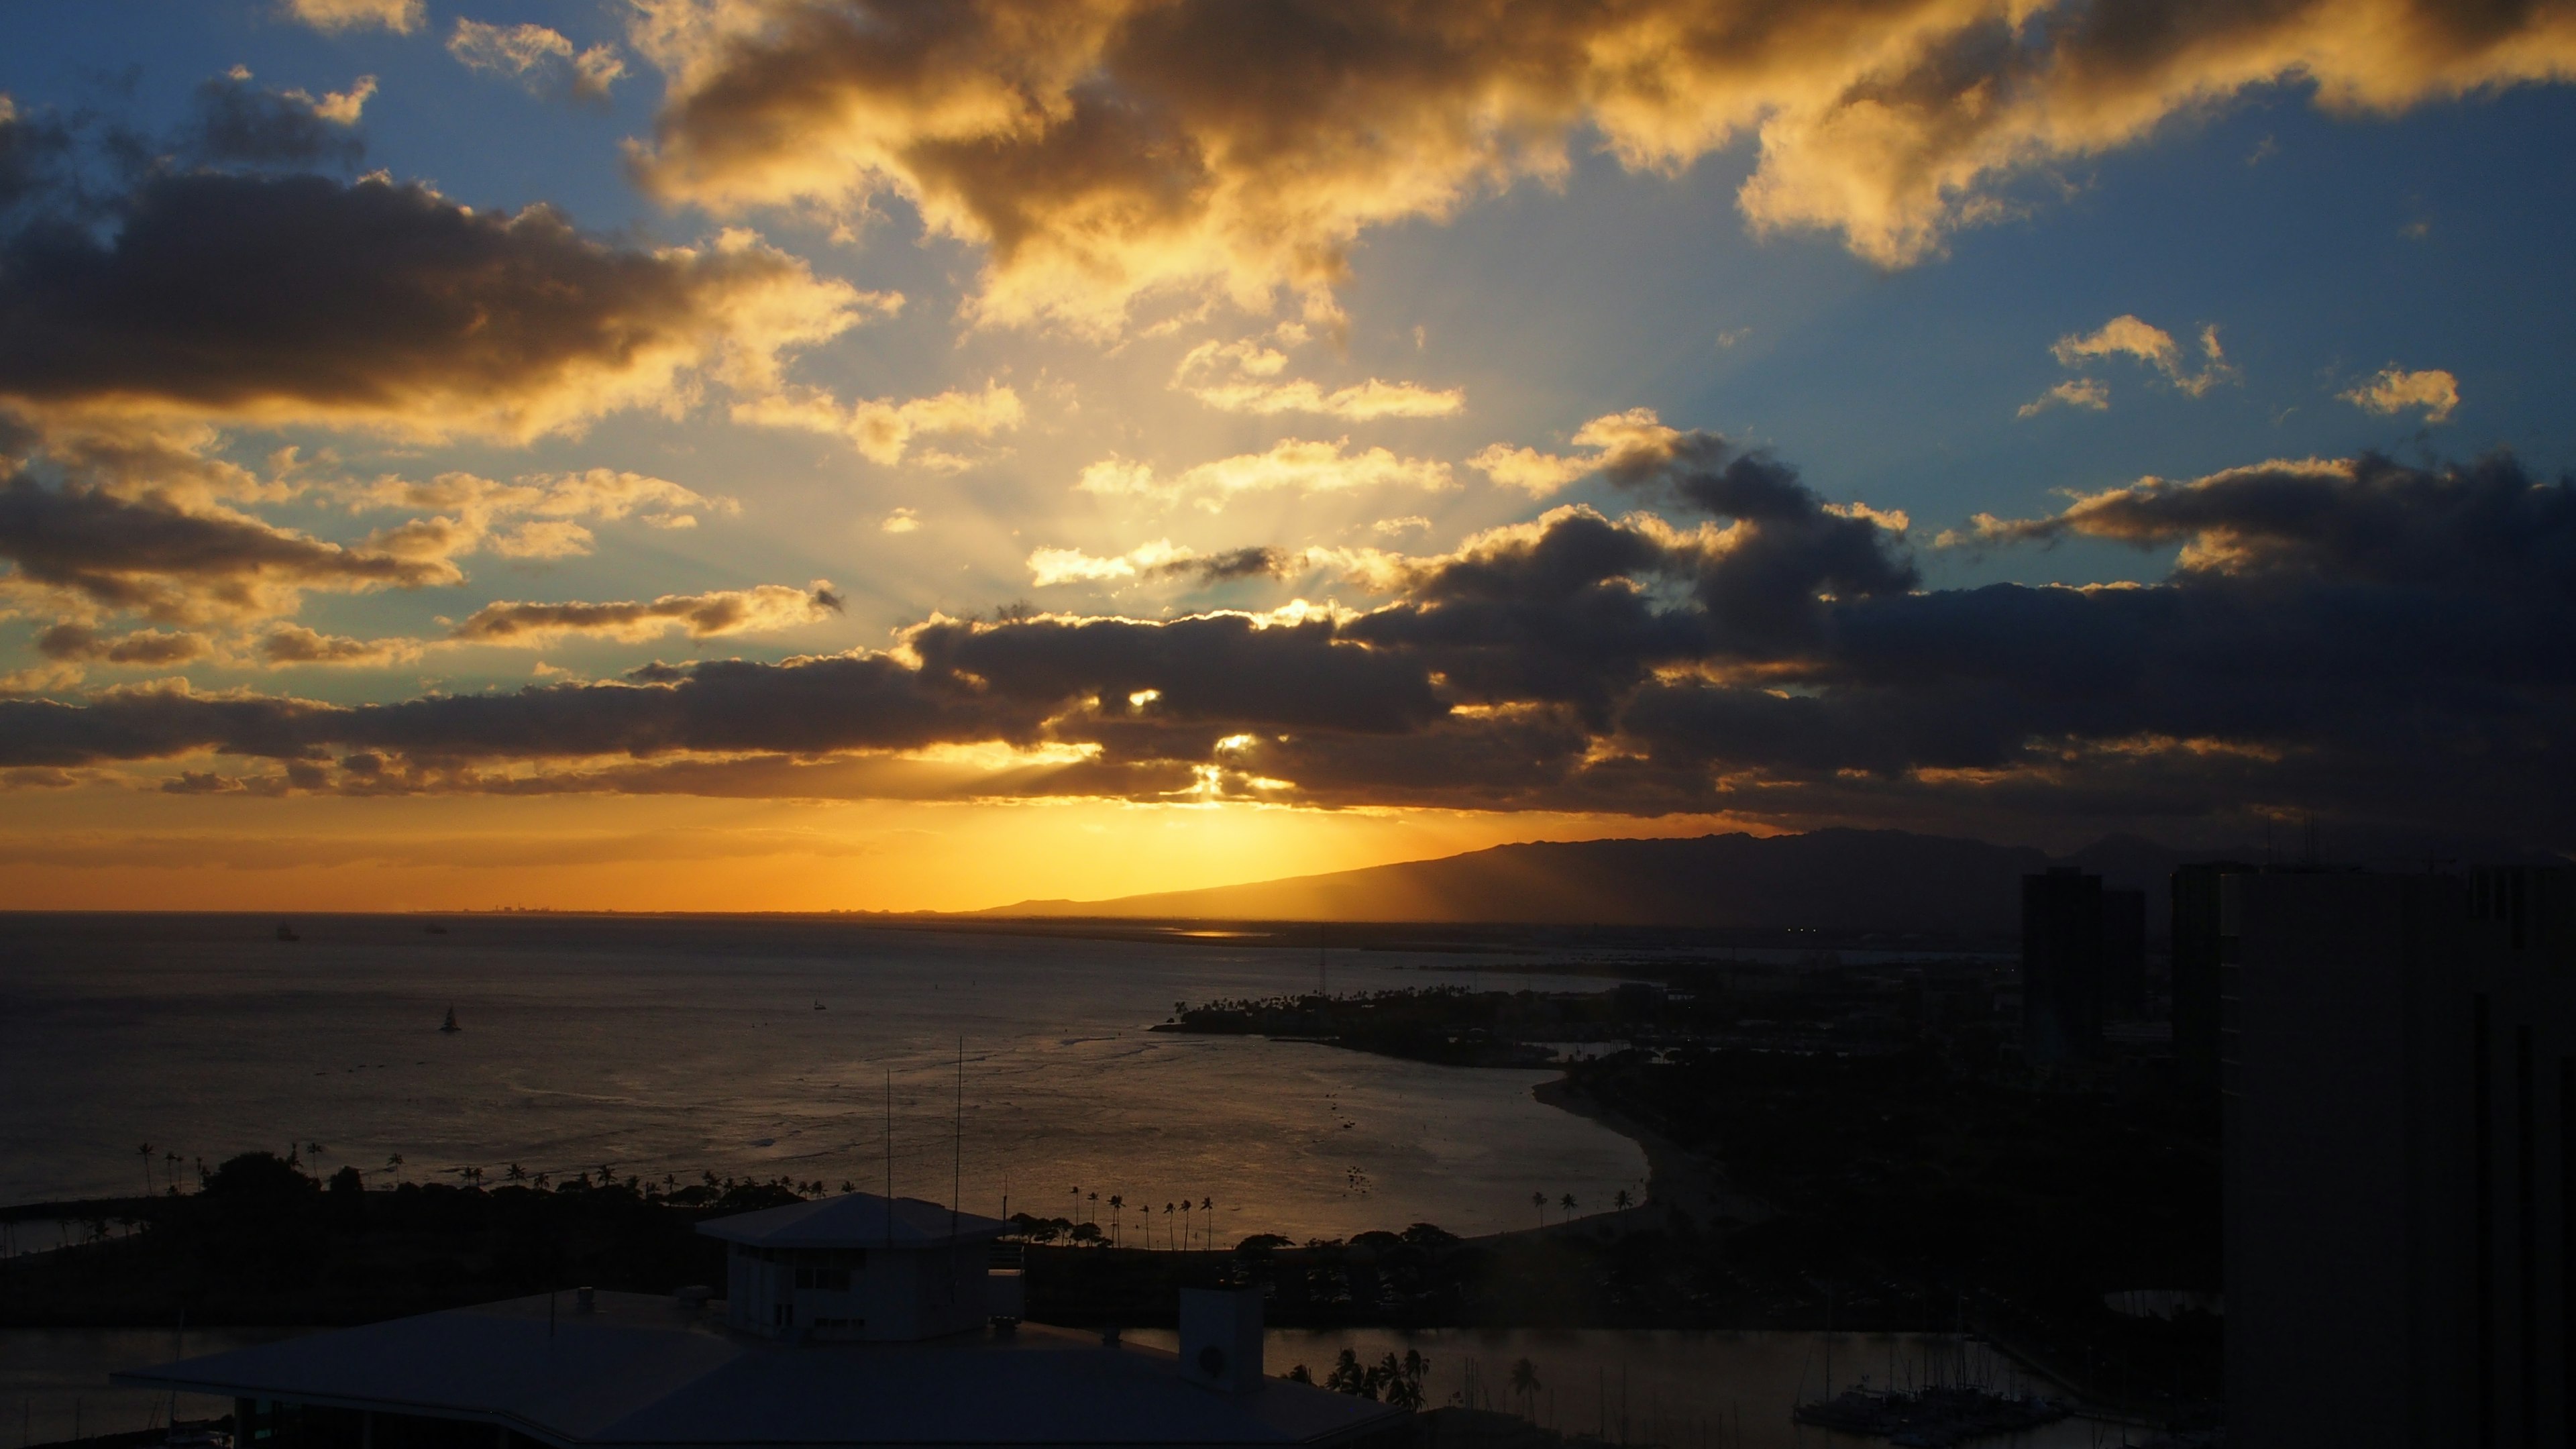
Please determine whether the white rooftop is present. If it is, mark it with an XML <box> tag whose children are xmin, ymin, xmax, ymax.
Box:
<box><xmin>113</xmin><ymin>1291</ymin><xmax>1407</xmax><ymax>1448</ymax></box>
<box><xmin>696</xmin><ymin>1192</ymin><xmax>1010</xmax><ymax>1249</ymax></box>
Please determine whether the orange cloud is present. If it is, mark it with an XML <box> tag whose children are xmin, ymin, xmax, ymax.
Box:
<box><xmin>2342</xmin><ymin>365</ymin><xmax>2459</xmax><ymax>423</ymax></box>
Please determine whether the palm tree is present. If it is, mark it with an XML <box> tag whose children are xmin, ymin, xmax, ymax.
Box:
<box><xmin>506</xmin><ymin>1163</ymin><xmax>527</xmax><ymax>1184</ymax></box>
<box><xmin>137</xmin><ymin>1144</ymin><xmax>154</xmax><ymax>1196</ymax></box>
<box><xmin>1087</xmin><ymin>1190</ymin><xmax>1099</xmax><ymax>1228</ymax></box>
<box><xmin>164</xmin><ymin>1151</ymin><xmax>182</xmax><ymax>1193</ymax></box>
<box><xmin>1612</xmin><ymin>1188</ymin><xmax>1633</xmax><ymax>1212</ymax></box>
<box><xmin>1107</xmin><ymin>1194</ymin><xmax>1124</xmax><ymax>1246</ymax></box>
<box><xmin>1179</xmin><ymin>1198</ymin><xmax>1191</xmax><ymax>1249</ymax></box>
<box><xmin>1509</xmin><ymin>1358</ymin><xmax>1541</xmax><ymax>1419</ymax></box>
<box><xmin>386</xmin><ymin>1152</ymin><xmax>405</xmax><ymax>1185</ymax></box>
<box><xmin>1200</xmin><ymin>1197</ymin><xmax>1214</xmax><ymax>1251</ymax></box>
<box><xmin>1531</xmin><ymin>1190</ymin><xmax>1546</xmax><ymax>1229</ymax></box>
<box><xmin>1163</xmin><ymin>1201</ymin><xmax>1175</xmax><ymax>1248</ymax></box>
<box><xmin>1559</xmin><ymin>1192</ymin><xmax>1577</xmax><ymax>1219</ymax></box>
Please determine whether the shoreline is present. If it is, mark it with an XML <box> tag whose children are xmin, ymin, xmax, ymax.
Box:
<box><xmin>1508</xmin><ymin>1073</ymin><xmax>1772</xmax><ymax>1242</ymax></box>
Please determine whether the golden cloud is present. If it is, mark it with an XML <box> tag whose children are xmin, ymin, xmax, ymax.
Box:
<box><xmin>1075</xmin><ymin>437</ymin><xmax>1453</xmax><ymax>511</ymax></box>
<box><xmin>2017</xmin><ymin>377</ymin><xmax>2111</xmax><ymax>418</ymax></box>
<box><xmin>2342</xmin><ymin>365</ymin><xmax>2459</xmax><ymax>423</ymax></box>
<box><xmin>1173</xmin><ymin>333</ymin><xmax>1462</xmax><ymax>418</ymax></box>
<box><xmin>628</xmin><ymin>0</ymin><xmax>2576</xmax><ymax>329</ymax></box>
<box><xmin>2049</xmin><ymin>315</ymin><xmax>2236</xmax><ymax>396</ymax></box>
<box><xmin>283</xmin><ymin>0</ymin><xmax>421</xmax><ymax>35</ymax></box>
<box><xmin>731</xmin><ymin>380</ymin><xmax>1023</xmax><ymax>464</ymax></box>
<box><xmin>449</xmin><ymin>581</ymin><xmax>845</xmax><ymax>645</ymax></box>
<box><xmin>1470</xmin><ymin>407</ymin><xmax>1684</xmax><ymax>495</ymax></box>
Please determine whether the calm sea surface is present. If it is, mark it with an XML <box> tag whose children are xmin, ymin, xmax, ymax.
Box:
<box><xmin>0</xmin><ymin>914</ymin><xmax>1646</xmax><ymax>1241</ymax></box>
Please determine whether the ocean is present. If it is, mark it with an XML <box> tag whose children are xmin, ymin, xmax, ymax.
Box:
<box><xmin>0</xmin><ymin>913</ymin><xmax>1646</xmax><ymax>1242</ymax></box>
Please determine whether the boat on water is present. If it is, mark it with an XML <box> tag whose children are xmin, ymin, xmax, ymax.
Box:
<box><xmin>439</xmin><ymin>1006</ymin><xmax>462</xmax><ymax>1033</ymax></box>
<box><xmin>275</xmin><ymin>922</ymin><xmax>299</xmax><ymax>942</ymax></box>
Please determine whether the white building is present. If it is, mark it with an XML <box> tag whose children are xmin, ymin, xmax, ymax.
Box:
<box><xmin>702</xmin><ymin>1192</ymin><xmax>1009</xmax><ymax>1342</ymax></box>
<box><xmin>115</xmin><ymin>1191</ymin><xmax>1409</xmax><ymax>1449</ymax></box>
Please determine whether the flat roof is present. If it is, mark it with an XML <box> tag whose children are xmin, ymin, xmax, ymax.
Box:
<box><xmin>113</xmin><ymin>1292</ymin><xmax>1407</xmax><ymax>1448</ymax></box>
<box><xmin>697</xmin><ymin>1193</ymin><xmax>1011</xmax><ymax>1249</ymax></box>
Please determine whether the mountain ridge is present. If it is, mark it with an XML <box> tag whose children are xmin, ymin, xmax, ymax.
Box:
<box><xmin>975</xmin><ymin>827</ymin><xmax>2200</xmax><ymax>934</ymax></box>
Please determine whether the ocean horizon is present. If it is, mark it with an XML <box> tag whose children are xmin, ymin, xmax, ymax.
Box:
<box><xmin>0</xmin><ymin>912</ymin><xmax>1646</xmax><ymax>1243</ymax></box>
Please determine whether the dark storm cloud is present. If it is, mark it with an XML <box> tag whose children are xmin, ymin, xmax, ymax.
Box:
<box><xmin>0</xmin><ymin>167</ymin><xmax>857</xmax><ymax>437</ymax></box>
<box><xmin>1176</xmin><ymin>546</ymin><xmax>1289</xmax><ymax>584</ymax></box>
<box><xmin>0</xmin><ymin>470</ymin><xmax>457</xmax><ymax>618</ymax></box>
<box><xmin>35</xmin><ymin>623</ymin><xmax>209</xmax><ymax>665</ymax></box>
<box><xmin>181</xmin><ymin>74</ymin><xmax>364</xmax><ymax>168</ymax></box>
<box><xmin>906</xmin><ymin>612</ymin><xmax>1446</xmax><ymax>733</ymax></box>
<box><xmin>449</xmin><ymin>584</ymin><xmax>843</xmax><ymax>644</ymax></box>
<box><xmin>1963</xmin><ymin>451</ymin><xmax>2576</xmax><ymax>591</ymax></box>
<box><xmin>1607</xmin><ymin>431</ymin><xmax>1917</xmax><ymax>653</ymax></box>
<box><xmin>1343</xmin><ymin>508</ymin><xmax>1709</xmax><ymax>725</ymax></box>
<box><xmin>2</xmin><ymin>447</ymin><xmax>2568</xmax><ymax>845</ymax></box>
<box><xmin>0</xmin><ymin>651</ymin><xmax>1037</xmax><ymax>769</ymax></box>
<box><xmin>0</xmin><ymin>99</ymin><xmax>74</xmax><ymax>213</ymax></box>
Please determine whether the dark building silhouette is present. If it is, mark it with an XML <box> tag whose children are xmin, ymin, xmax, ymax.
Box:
<box><xmin>2223</xmin><ymin>865</ymin><xmax>2573</xmax><ymax>1446</ymax></box>
<box><xmin>2102</xmin><ymin>886</ymin><xmax>2147</xmax><ymax>1020</ymax></box>
<box><xmin>2021</xmin><ymin>867</ymin><xmax>2104</xmax><ymax>1064</ymax></box>
<box><xmin>2170</xmin><ymin>861</ymin><xmax>2252</xmax><ymax>1099</ymax></box>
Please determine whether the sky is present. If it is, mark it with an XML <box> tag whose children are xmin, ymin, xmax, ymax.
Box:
<box><xmin>0</xmin><ymin>0</ymin><xmax>2571</xmax><ymax>912</ymax></box>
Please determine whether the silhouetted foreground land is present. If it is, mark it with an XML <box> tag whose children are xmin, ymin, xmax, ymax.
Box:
<box><xmin>1159</xmin><ymin>977</ymin><xmax>2222</xmax><ymax>1408</ymax></box>
<box><xmin>5</xmin><ymin>969</ymin><xmax>2218</xmax><ymax>1408</ymax></box>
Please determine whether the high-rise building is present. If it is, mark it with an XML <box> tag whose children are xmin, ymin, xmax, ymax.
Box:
<box><xmin>2022</xmin><ymin>867</ymin><xmax>2103</xmax><ymax>1065</ymax></box>
<box><xmin>2170</xmin><ymin>861</ymin><xmax>2251</xmax><ymax>1100</ymax></box>
<box><xmin>2222</xmin><ymin>866</ymin><xmax>2573</xmax><ymax>1446</ymax></box>
<box><xmin>2102</xmin><ymin>886</ymin><xmax>2147</xmax><ymax>1020</ymax></box>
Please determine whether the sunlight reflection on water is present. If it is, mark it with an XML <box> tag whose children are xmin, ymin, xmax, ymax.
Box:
<box><xmin>0</xmin><ymin>914</ymin><xmax>1646</xmax><ymax>1242</ymax></box>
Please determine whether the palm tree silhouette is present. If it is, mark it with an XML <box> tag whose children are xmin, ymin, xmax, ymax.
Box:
<box><xmin>1087</xmin><ymin>1190</ymin><xmax>1098</xmax><ymax>1228</ymax></box>
<box><xmin>386</xmin><ymin>1152</ymin><xmax>405</xmax><ymax>1185</ymax></box>
<box><xmin>1531</xmin><ymin>1190</ymin><xmax>1546</xmax><ymax>1229</ymax></box>
<box><xmin>1559</xmin><ymin>1192</ymin><xmax>1577</xmax><ymax>1219</ymax></box>
<box><xmin>1200</xmin><ymin>1197</ymin><xmax>1213</xmax><ymax>1250</ymax></box>
<box><xmin>506</xmin><ymin>1163</ymin><xmax>527</xmax><ymax>1184</ymax></box>
<box><xmin>1163</xmin><ymin>1201</ymin><xmax>1175</xmax><ymax>1248</ymax></box>
<box><xmin>1508</xmin><ymin>1358</ymin><xmax>1540</xmax><ymax>1418</ymax></box>
<box><xmin>1612</xmin><ymin>1188</ymin><xmax>1633</xmax><ymax>1212</ymax></box>
<box><xmin>1108</xmin><ymin>1195</ymin><xmax>1124</xmax><ymax>1246</ymax></box>
<box><xmin>1179</xmin><ymin>1199</ymin><xmax>1191</xmax><ymax>1248</ymax></box>
<box><xmin>164</xmin><ymin>1151</ymin><xmax>182</xmax><ymax>1193</ymax></box>
<box><xmin>137</xmin><ymin>1144</ymin><xmax>154</xmax><ymax>1196</ymax></box>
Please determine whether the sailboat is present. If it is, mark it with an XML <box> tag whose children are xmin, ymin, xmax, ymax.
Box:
<box><xmin>439</xmin><ymin>1006</ymin><xmax>462</xmax><ymax>1034</ymax></box>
